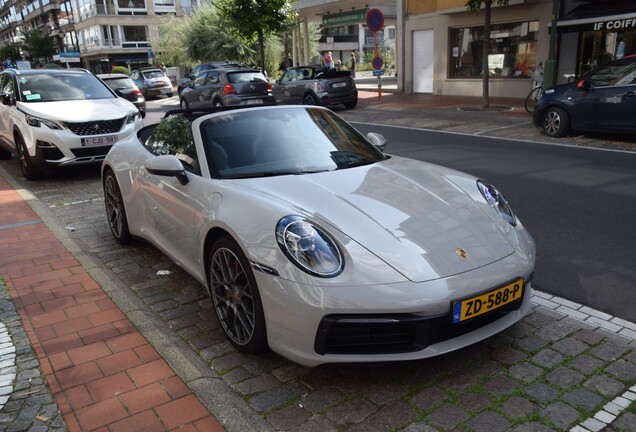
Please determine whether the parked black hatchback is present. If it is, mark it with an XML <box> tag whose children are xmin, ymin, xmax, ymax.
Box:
<box><xmin>98</xmin><ymin>73</ymin><xmax>146</xmax><ymax>118</ymax></box>
<box><xmin>533</xmin><ymin>54</ymin><xmax>636</xmax><ymax>137</ymax></box>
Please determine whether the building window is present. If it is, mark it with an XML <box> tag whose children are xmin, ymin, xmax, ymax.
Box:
<box><xmin>449</xmin><ymin>20</ymin><xmax>539</xmax><ymax>79</ymax></box>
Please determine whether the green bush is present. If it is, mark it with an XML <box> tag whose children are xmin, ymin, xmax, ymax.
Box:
<box><xmin>111</xmin><ymin>66</ymin><xmax>131</xmax><ymax>75</ymax></box>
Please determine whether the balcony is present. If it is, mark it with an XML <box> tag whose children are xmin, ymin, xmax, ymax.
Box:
<box><xmin>319</xmin><ymin>34</ymin><xmax>358</xmax><ymax>43</ymax></box>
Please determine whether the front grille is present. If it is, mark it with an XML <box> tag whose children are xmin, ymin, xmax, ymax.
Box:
<box><xmin>71</xmin><ymin>146</ymin><xmax>112</xmax><ymax>158</ymax></box>
<box><xmin>64</xmin><ymin>118</ymin><xmax>125</xmax><ymax>136</ymax></box>
<box><xmin>315</xmin><ymin>297</ymin><xmax>524</xmax><ymax>355</ymax></box>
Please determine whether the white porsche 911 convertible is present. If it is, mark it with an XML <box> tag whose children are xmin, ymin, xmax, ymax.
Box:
<box><xmin>102</xmin><ymin>105</ymin><xmax>535</xmax><ymax>367</ymax></box>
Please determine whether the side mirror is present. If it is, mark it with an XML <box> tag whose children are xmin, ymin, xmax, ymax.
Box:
<box><xmin>577</xmin><ymin>79</ymin><xmax>591</xmax><ymax>91</ymax></box>
<box><xmin>366</xmin><ymin>132</ymin><xmax>387</xmax><ymax>152</ymax></box>
<box><xmin>145</xmin><ymin>155</ymin><xmax>189</xmax><ymax>185</ymax></box>
<box><xmin>1</xmin><ymin>92</ymin><xmax>13</xmax><ymax>106</ymax></box>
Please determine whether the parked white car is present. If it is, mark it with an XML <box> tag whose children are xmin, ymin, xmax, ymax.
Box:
<box><xmin>0</xmin><ymin>68</ymin><xmax>143</xmax><ymax>180</ymax></box>
<box><xmin>102</xmin><ymin>105</ymin><xmax>536</xmax><ymax>367</ymax></box>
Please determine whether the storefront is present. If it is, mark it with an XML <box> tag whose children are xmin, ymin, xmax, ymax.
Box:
<box><xmin>555</xmin><ymin>0</ymin><xmax>635</xmax><ymax>80</ymax></box>
<box><xmin>403</xmin><ymin>0</ymin><xmax>552</xmax><ymax>97</ymax></box>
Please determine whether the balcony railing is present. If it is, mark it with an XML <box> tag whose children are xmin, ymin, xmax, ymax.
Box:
<box><xmin>319</xmin><ymin>34</ymin><xmax>358</xmax><ymax>43</ymax></box>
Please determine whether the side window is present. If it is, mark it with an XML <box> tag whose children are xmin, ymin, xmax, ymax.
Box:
<box><xmin>144</xmin><ymin>116</ymin><xmax>200</xmax><ymax>175</ymax></box>
<box><xmin>282</xmin><ymin>69</ymin><xmax>295</xmax><ymax>83</ymax></box>
<box><xmin>207</xmin><ymin>72</ymin><xmax>220</xmax><ymax>84</ymax></box>
<box><xmin>194</xmin><ymin>72</ymin><xmax>207</xmax><ymax>86</ymax></box>
<box><xmin>130</xmin><ymin>72</ymin><xmax>139</xmax><ymax>80</ymax></box>
<box><xmin>0</xmin><ymin>74</ymin><xmax>14</xmax><ymax>95</ymax></box>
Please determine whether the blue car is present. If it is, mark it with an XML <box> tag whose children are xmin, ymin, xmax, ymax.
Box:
<box><xmin>533</xmin><ymin>55</ymin><xmax>636</xmax><ymax>137</ymax></box>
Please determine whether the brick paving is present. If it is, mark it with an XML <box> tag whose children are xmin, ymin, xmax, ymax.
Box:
<box><xmin>0</xmin><ymin>175</ymin><xmax>223</xmax><ymax>431</ymax></box>
<box><xmin>0</xmin><ymin>91</ymin><xmax>635</xmax><ymax>431</ymax></box>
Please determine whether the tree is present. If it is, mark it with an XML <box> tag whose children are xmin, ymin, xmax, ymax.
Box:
<box><xmin>217</xmin><ymin>0</ymin><xmax>294</xmax><ymax>72</ymax></box>
<box><xmin>22</xmin><ymin>28</ymin><xmax>56</xmax><ymax>64</ymax></box>
<box><xmin>465</xmin><ymin>0</ymin><xmax>509</xmax><ymax>109</ymax></box>
<box><xmin>153</xmin><ymin>14</ymin><xmax>192</xmax><ymax>68</ymax></box>
<box><xmin>0</xmin><ymin>44</ymin><xmax>22</xmax><ymax>66</ymax></box>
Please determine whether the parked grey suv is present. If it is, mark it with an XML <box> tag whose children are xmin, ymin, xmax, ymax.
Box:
<box><xmin>179</xmin><ymin>68</ymin><xmax>274</xmax><ymax>109</ymax></box>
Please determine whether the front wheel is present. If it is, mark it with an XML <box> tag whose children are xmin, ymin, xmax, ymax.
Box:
<box><xmin>16</xmin><ymin>135</ymin><xmax>44</xmax><ymax>180</ymax></box>
<box><xmin>208</xmin><ymin>236</ymin><xmax>267</xmax><ymax>354</ymax></box>
<box><xmin>180</xmin><ymin>98</ymin><xmax>189</xmax><ymax>109</ymax></box>
<box><xmin>542</xmin><ymin>107</ymin><xmax>570</xmax><ymax>137</ymax></box>
<box><xmin>103</xmin><ymin>170</ymin><xmax>133</xmax><ymax>244</ymax></box>
<box><xmin>525</xmin><ymin>86</ymin><xmax>542</xmax><ymax>113</ymax></box>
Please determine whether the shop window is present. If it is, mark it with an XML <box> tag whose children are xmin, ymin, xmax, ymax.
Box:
<box><xmin>449</xmin><ymin>20</ymin><xmax>539</xmax><ymax>79</ymax></box>
<box><xmin>579</xmin><ymin>29</ymin><xmax>635</xmax><ymax>76</ymax></box>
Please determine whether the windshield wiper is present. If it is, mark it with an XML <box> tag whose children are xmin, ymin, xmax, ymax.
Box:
<box><xmin>223</xmin><ymin>168</ymin><xmax>333</xmax><ymax>179</ymax></box>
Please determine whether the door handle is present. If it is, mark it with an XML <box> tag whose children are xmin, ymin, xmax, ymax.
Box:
<box><xmin>624</xmin><ymin>91</ymin><xmax>635</xmax><ymax>98</ymax></box>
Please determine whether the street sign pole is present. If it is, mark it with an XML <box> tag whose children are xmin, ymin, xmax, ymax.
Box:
<box><xmin>366</xmin><ymin>8</ymin><xmax>385</xmax><ymax>101</ymax></box>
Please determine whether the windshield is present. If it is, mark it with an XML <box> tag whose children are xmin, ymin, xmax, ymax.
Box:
<box><xmin>18</xmin><ymin>72</ymin><xmax>115</xmax><ymax>102</ymax></box>
<box><xmin>200</xmin><ymin>107</ymin><xmax>385</xmax><ymax>179</ymax></box>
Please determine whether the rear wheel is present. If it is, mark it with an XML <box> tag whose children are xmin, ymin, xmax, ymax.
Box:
<box><xmin>208</xmin><ymin>236</ymin><xmax>267</xmax><ymax>354</ymax></box>
<box><xmin>344</xmin><ymin>100</ymin><xmax>358</xmax><ymax>109</ymax></box>
<box><xmin>103</xmin><ymin>170</ymin><xmax>132</xmax><ymax>244</ymax></box>
<box><xmin>15</xmin><ymin>134</ymin><xmax>44</xmax><ymax>180</ymax></box>
<box><xmin>303</xmin><ymin>93</ymin><xmax>317</xmax><ymax>105</ymax></box>
<box><xmin>180</xmin><ymin>98</ymin><xmax>189</xmax><ymax>109</ymax></box>
<box><xmin>542</xmin><ymin>107</ymin><xmax>570</xmax><ymax>137</ymax></box>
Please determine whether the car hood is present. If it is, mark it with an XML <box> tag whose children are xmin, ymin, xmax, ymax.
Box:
<box><xmin>243</xmin><ymin>157</ymin><xmax>516</xmax><ymax>282</ymax></box>
<box><xmin>18</xmin><ymin>98</ymin><xmax>136</xmax><ymax>121</ymax></box>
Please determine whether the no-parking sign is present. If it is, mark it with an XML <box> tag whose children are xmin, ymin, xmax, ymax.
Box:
<box><xmin>366</xmin><ymin>8</ymin><xmax>384</xmax><ymax>32</ymax></box>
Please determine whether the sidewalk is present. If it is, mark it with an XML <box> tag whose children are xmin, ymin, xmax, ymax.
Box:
<box><xmin>0</xmin><ymin>174</ymin><xmax>224</xmax><ymax>431</ymax></box>
<box><xmin>1</xmin><ymin>92</ymin><xmax>635</xmax><ymax>432</ymax></box>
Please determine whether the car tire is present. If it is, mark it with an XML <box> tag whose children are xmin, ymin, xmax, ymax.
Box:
<box><xmin>303</xmin><ymin>93</ymin><xmax>317</xmax><ymax>105</ymax></box>
<box><xmin>103</xmin><ymin>169</ymin><xmax>133</xmax><ymax>244</ymax></box>
<box><xmin>208</xmin><ymin>236</ymin><xmax>268</xmax><ymax>354</ymax></box>
<box><xmin>180</xmin><ymin>98</ymin><xmax>189</xmax><ymax>109</ymax></box>
<box><xmin>344</xmin><ymin>100</ymin><xmax>358</xmax><ymax>109</ymax></box>
<box><xmin>15</xmin><ymin>134</ymin><xmax>44</xmax><ymax>180</ymax></box>
<box><xmin>542</xmin><ymin>107</ymin><xmax>570</xmax><ymax>138</ymax></box>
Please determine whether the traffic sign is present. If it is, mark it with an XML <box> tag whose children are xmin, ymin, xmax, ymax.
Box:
<box><xmin>372</xmin><ymin>56</ymin><xmax>384</xmax><ymax>70</ymax></box>
<box><xmin>372</xmin><ymin>69</ymin><xmax>385</xmax><ymax>76</ymax></box>
<box><xmin>366</xmin><ymin>8</ymin><xmax>384</xmax><ymax>32</ymax></box>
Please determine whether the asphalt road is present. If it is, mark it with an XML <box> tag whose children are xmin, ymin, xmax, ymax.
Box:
<box><xmin>351</xmin><ymin>123</ymin><xmax>636</xmax><ymax>322</ymax></box>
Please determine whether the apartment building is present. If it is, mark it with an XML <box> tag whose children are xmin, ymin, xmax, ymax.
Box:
<box><xmin>0</xmin><ymin>0</ymin><xmax>202</xmax><ymax>73</ymax></box>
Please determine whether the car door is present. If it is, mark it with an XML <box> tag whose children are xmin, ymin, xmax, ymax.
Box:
<box><xmin>183</xmin><ymin>71</ymin><xmax>208</xmax><ymax>108</ymax></box>
<box><xmin>0</xmin><ymin>73</ymin><xmax>15</xmax><ymax>144</ymax></box>
<box><xmin>273</xmin><ymin>68</ymin><xmax>303</xmax><ymax>104</ymax></box>
<box><xmin>130</xmin><ymin>71</ymin><xmax>143</xmax><ymax>92</ymax></box>
<box><xmin>570</xmin><ymin>62</ymin><xmax>636</xmax><ymax>131</ymax></box>
<box><xmin>199</xmin><ymin>71</ymin><xmax>221</xmax><ymax>106</ymax></box>
<box><xmin>138</xmin><ymin>120</ymin><xmax>204</xmax><ymax>277</ymax></box>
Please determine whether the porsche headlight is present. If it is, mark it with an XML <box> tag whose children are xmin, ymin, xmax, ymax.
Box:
<box><xmin>25</xmin><ymin>114</ymin><xmax>62</xmax><ymax>130</ymax></box>
<box><xmin>276</xmin><ymin>216</ymin><xmax>343</xmax><ymax>277</ymax></box>
<box><xmin>477</xmin><ymin>180</ymin><xmax>516</xmax><ymax>226</ymax></box>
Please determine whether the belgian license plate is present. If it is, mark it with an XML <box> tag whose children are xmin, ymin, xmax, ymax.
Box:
<box><xmin>451</xmin><ymin>278</ymin><xmax>524</xmax><ymax>324</ymax></box>
<box><xmin>81</xmin><ymin>135</ymin><xmax>118</xmax><ymax>146</ymax></box>
<box><xmin>246</xmin><ymin>99</ymin><xmax>263</xmax><ymax>105</ymax></box>
<box><xmin>332</xmin><ymin>82</ymin><xmax>347</xmax><ymax>88</ymax></box>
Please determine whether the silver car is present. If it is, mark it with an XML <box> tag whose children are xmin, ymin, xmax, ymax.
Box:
<box><xmin>102</xmin><ymin>105</ymin><xmax>535</xmax><ymax>367</ymax></box>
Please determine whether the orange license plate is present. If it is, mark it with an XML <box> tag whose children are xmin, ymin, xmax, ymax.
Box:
<box><xmin>452</xmin><ymin>278</ymin><xmax>524</xmax><ymax>324</ymax></box>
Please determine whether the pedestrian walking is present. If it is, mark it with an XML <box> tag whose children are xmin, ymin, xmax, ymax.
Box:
<box><xmin>350</xmin><ymin>51</ymin><xmax>357</xmax><ymax>78</ymax></box>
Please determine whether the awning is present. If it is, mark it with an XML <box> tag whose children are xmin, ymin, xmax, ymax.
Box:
<box><xmin>554</xmin><ymin>0</ymin><xmax>636</xmax><ymax>33</ymax></box>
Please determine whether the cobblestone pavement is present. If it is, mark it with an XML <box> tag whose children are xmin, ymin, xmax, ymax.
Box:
<box><xmin>0</xmin><ymin>280</ymin><xmax>66</xmax><ymax>431</ymax></box>
<box><xmin>1</xmin><ymin>94</ymin><xmax>636</xmax><ymax>431</ymax></box>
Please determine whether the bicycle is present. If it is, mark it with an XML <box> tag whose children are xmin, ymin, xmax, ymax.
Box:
<box><xmin>525</xmin><ymin>85</ymin><xmax>543</xmax><ymax>113</ymax></box>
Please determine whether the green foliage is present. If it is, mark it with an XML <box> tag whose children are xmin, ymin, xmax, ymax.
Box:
<box><xmin>148</xmin><ymin>116</ymin><xmax>193</xmax><ymax>156</ymax></box>
<box><xmin>465</xmin><ymin>0</ymin><xmax>509</xmax><ymax>12</ymax></box>
<box><xmin>217</xmin><ymin>0</ymin><xmax>295</xmax><ymax>70</ymax></box>
<box><xmin>111</xmin><ymin>66</ymin><xmax>131</xmax><ymax>75</ymax></box>
<box><xmin>153</xmin><ymin>14</ymin><xmax>192</xmax><ymax>68</ymax></box>
<box><xmin>0</xmin><ymin>44</ymin><xmax>22</xmax><ymax>63</ymax></box>
<box><xmin>184</xmin><ymin>3</ymin><xmax>256</xmax><ymax>64</ymax></box>
<box><xmin>22</xmin><ymin>28</ymin><xmax>56</xmax><ymax>62</ymax></box>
